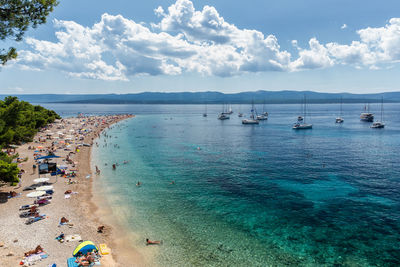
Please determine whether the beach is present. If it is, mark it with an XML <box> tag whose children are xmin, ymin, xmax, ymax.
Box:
<box><xmin>0</xmin><ymin>114</ymin><xmax>140</xmax><ymax>266</ymax></box>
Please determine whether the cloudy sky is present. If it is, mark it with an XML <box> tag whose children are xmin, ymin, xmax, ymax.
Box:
<box><xmin>2</xmin><ymin>0</ymin><xmax>400</xmax><ymax>94</ymax></box>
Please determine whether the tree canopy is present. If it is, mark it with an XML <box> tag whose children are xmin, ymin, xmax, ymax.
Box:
<box><xmin>0</xmin><ymin>96</ymin><xmax>60</xmax><ymax>183</ymax></box>
<box><xmin>0</xmin><ymin>0</ymin><xmax>58</xmax><ymax>64</ymax></box>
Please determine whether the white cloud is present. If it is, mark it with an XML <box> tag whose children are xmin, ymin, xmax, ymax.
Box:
<box><xmin>14</xmin><ymin>0</ymin><xmax>400</xmax><ymax>81</ymax></box>
<box><xmin>290</xmin><ymin>38</ymin><xmax>334</xmax><ymax>70</ymax></box>
<box><xmin>290</xmin><ymin>18</ymin><xmax>400</xmax><ymax>69</ymax></box>
<box><xmin>341</xmin><ymin>24</ymin><xmax>347</xmax><ymax>30</ymax></box>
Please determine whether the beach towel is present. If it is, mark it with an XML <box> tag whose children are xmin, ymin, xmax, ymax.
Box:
<box><xmin>67</xmin><ymin>257</ymin><xmax>79</xmax><ymax>267</ymax></box>
<box><xmin>23</xmin><ymin>252</ymin><xmax>48</xmax><ymax>266</ymax></box>
<box><xmin>65</xmin><ymin>234</ymin><xmax>82</xmax><ymax>242</ymax></box>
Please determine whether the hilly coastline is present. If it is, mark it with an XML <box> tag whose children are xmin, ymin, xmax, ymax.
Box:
<box><xmin>3</xmin><ymin>90</ymin><xmax>400</xmax><ymax>104</ymax></box>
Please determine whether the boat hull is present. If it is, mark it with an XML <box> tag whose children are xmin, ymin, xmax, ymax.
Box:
<box><xmin>293</xmin><ymin>124</ymin><xmax>313</xmax><ymax>130</ymax></box>
<box><xmin>371</xmin><ymin>122</ymin><xmax>385</xmax><ymax>128</ymax></box>
<box><xmin>242</xmin><ymin>120</ymin><xmax>259</xmax><ymax>125</ymax></box>
<box><xmin>360</xmin><ymin>113</ymin><xmax>374</xmax><ymax>122</ymax></box>
<box><xmin>335</xmin><ymin>117</ymin><xmax>344</xmax><ymax>123</ymax></box>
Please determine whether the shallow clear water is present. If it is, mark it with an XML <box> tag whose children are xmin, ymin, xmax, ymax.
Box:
<box><xmin>46</xmin><ymin>103</ymin><xmax>400</xmax><ymax>266</ymax></box>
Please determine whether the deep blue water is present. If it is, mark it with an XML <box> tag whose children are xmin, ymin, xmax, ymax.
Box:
<box><xmin>43</xmin><ymin>103</ymin><xmax>400</xmax><ymax>266</ymax></box>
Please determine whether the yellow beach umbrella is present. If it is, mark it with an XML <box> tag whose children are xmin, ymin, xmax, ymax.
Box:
<box><xmin>72</xmin><ymin>241</ymin><xmax>98</xmax><ymax>256</ymax></box>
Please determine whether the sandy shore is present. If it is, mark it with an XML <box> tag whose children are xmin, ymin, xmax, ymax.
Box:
<box><xmin>0</xmin><ymin>114</ymin><xmax>144</xmax><ymax>266</ymax></box>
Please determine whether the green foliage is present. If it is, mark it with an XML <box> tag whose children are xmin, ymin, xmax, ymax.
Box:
<box><xmin>0</xmin><ymin>96</ymin><xmax>60</xmax><ymax>183</ymax></box>
<box><xmin>0</xmin><ymin>0</ymin><xmax>59</xmax><ymax>64</ymax></box>
<box><xmin>0</xmin><ymin>160</ymin><xmax>19</xmax><ymax>183</ymax></box>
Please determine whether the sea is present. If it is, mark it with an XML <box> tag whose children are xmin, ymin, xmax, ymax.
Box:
<box><xmin>40</xmin><ymin>103</ymin><xmax>400</xmax><ymax>266</ymax></box>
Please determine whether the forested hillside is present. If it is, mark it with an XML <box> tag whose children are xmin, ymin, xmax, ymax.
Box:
<box><xmin>0</xmin><ymin>97</ymin><xmax>60</xmax><ymax>183</ymax></box>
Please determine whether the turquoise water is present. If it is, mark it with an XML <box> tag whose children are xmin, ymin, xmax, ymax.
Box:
<box><xmin>46</xmin><ymin>103</ymin><xmax>400</xmax><ymax>266</ymax></box>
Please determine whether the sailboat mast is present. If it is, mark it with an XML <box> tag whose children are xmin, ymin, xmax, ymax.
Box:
<box><xmin>340</xmin><ymin>97</ymin><xmax>343</xmax><ymax>116</ymax></box>
<box><xmin>304</xmin><ymin>95</ymin><xmax>307</xmax><ymax>123</ymax></box>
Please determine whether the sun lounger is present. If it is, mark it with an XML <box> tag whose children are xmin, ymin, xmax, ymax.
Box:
<box><xmin>35</xmin><ymin>199</ymin><xmax>51</xmax><ymax>205</ymax></box>
<box><xmin>26</xmin><ymin>214</ymin><xmax>46</xmax><ymax>225</ymax></box>
<box><xmin>20</xmin><ymin>210</ymin><xmax>40</xmax><ymax>218</ymax></box>
<box><xmin>67</xmin><ymin>257</ymin><xmax>79</xmax><ymax>267</ymax></box>
<box><xmin>36</xmin><ymin>195</ymin><xmax>52</xmax><ymax>201</ymax></box>
<box><xmin>20</xmin><ymin>204</ymin><xmax>39</xmax><ymax>211</ymax></box>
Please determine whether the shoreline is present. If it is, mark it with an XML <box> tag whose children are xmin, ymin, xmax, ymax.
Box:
<box><xmin>90</xmin><ymin>118</ymin><xmax>157</xmax><ymax>266</ymax></box>
<box><xmin>0</xmin><ymin>114</ymin><xmax>142</xmax><ymax>266</ymax></box>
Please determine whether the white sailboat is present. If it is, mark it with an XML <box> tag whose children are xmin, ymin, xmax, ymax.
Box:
<box><xmin>360</xmin><ymin>103</ymin><xmax>374</xmax><ymax>122</ymax></box>
<box><xmin>256</xmin><ymin>100</ymin><xmax>268</xmax><ymax>120</ymax></box>
<box><xmin>371</xmin><ymin>98</ymin><xmax>385</xmax><ymax>128</ymax></box>
<box><xmin>238</xmin><ymin>104</ymin><xmax>243</xmax><ymax>117</ymax></box>
<box><xmin>218</xmin><ymin>104</ymin><xmax>230</xmax><ymax>120</ymax></box>
<box><xmin>335</xmin><ymin>97</ymin><xmax>344</xmax><ymax>123</ymax></box>
<box><xmin>293</xmin><ymin>95</ymin><xmax>312</xmax><ymax>130</ymax></box>
<box><xmin>242</xmin><ymin>101</ymin><xmax>259</xmax><ymax>124</ymax></box>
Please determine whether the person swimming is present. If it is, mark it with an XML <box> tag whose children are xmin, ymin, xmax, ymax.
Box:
<box><xmin>146</xmin><ymin>238</ymin><xmax>162</xmax><ymax>245</ymax></box>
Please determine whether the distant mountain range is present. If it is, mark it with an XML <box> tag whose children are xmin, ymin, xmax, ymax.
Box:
<box><xmin>3</xmin><ymin>91</ymin><xmax>400</xmax><ymax>104</ymax></box>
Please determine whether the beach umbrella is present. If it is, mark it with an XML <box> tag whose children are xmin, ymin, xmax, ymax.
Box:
<box><xmin>73</xmin><ymin>241</ymin><xmax>98</xmax><ymax>256</ymax></box>
<box><xmin>33</xmin><ymin>178</ymin><xmax>49</xmax><ymax>183</ymax></box>
<box><xmin>27</xmin><ymin>191</ymin><xmax>46</xmax><ymax>198</ymax></box>
<box><xmin>36</xmin><ymin>185</ymin><xmax>53</xmax><ymax>191</ymax></box>
<box><xmin>69</xmin><ymin>129</ymin><xmax>75</xmax><ymax>132</ymax></box>
<box><xmin>36</xmin><ymin>155</ymin><xmax>60</xmax><ymax>160</ymax></box>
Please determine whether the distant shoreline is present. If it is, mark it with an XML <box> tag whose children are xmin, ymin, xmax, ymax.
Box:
<box><xmin>3</xmin><ymin>90</ymin><xmax>400</xmax><ymax>105</ymax></box>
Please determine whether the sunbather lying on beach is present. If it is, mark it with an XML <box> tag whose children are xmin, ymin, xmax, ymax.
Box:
<box><xmin>76</xmin><ymin>252</ymin><xmax>95</xmax><ymax>266</ymax></box>
<box><xmin>24</xmin><ymin>245</ymin><xmax>44</xmax><ymax>256</ymax></box>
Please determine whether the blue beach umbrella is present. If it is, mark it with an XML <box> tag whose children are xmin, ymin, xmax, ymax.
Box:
<box><xmin>72</xmin><ymin>241</ymin><xmax>98</xmax><ymax>256</ymax></box>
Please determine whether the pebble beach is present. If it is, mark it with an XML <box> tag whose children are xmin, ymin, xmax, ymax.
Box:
<box><xmin>0</xmin><ymin>114</ymin><xmax>139</xmax><ymax>266</ymax></box>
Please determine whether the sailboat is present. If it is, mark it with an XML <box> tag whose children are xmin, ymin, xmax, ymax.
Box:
<box><xmin>203</xmin><ymin>104</ymin><xmax>207</xmax><ymax>117</ymax></box>
<box><xmin>335</xmin><ymin>97</ymin><xmax>344</xmax><ymax>123</ymax></box>
<box><xmin>238</xmin><ymin>104</ymin><xmax>243</xmax><ymax>117</ymax></box>
<box><xmin>218</xmin><ymin>104</ymin><xmax>230</xmax><ymax>120</ymax></box>
<box><xmin>222</xmin><ymin>104</ymin><xmax>233</xmax><ymax>115</ymax></box>
<box><xmin>371</xmin><ymin>98</ymin><xmax>385</xmax><ymax>128</ymax></box>
<box><xmin>360</xmin><ymin>103</ymin><xmax>374</xmax><ymax>122</ymax></box>
<box><xmin>293</xmin><ymin>95</ymin><xmax>312</xmax><ymax>130</ymax></box>
<box><xmin>256</xmin><ymin>100</ymin><xmax>268</xmax><ymax>120</ymax></box>
<box><xmin>242</xmin><ymin>101</ymin><xmax>259</xmax><ymax>124</ymax></box>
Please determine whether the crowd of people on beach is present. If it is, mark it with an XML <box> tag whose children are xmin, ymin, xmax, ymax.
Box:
<box><xmin>1</xmin><ymin>114</ymin><xmax>134</xmax><ymax>266</ymax></box>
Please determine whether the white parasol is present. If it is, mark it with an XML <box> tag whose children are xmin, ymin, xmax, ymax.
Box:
<box><xmin>36</xmin><ymin>185</ymin><xmax>53</xmax><ymax>191</ymax></box>
<box><xmin>27</xmin><ymin>191</ymin><xmax>46</xmax><ymax>198</ymax></box>
<box><xmin>33</xmin><ymin>178</ymin><xmax>49</xmax><ymax>183</ymax></box>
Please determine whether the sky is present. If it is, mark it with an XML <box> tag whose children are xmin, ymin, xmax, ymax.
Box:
<box><xmin>2</xmin><ymin>0</ymin><xmax>400</xmax><ymax>95</ymax></box>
